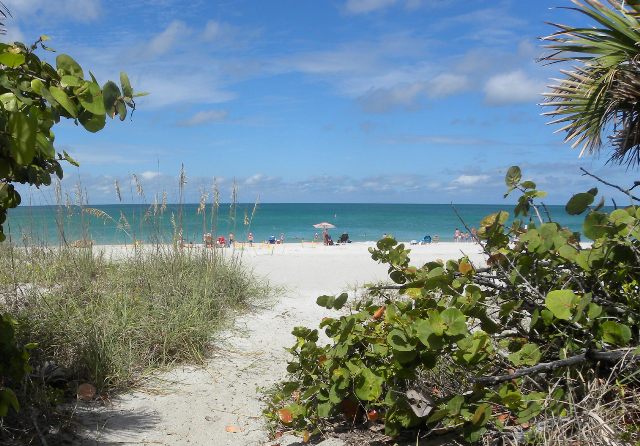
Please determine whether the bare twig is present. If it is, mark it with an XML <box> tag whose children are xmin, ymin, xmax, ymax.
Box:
<box><xmin>473</xmin><ymin>348</ymin><xmax>639</xmax><ymax>385</ymax></box>
<box><xmin>580</xmin><ymin>167</ymin><xmax>640</xmax><ymax>202</ymax></box>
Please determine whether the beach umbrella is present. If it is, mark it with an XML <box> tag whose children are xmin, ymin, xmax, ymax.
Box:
<box><xmin>313</xmin><ymin>222</ymin><xmax>335</xmax><ymax>229</ymax></box>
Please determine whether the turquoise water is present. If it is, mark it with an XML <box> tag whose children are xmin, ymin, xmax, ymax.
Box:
<box><xmin>5</xmin><ymin>203</ymin><xmax>592</xmax><ymax>245</ymax></box>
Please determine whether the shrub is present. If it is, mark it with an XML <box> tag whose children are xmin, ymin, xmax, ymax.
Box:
<box><xmin>267</xmin><ymin>167</ymin><xmax>640</xmax><ymax>443</ymax></box>
<box><xmin>0</xmin><ymin>245</ymin><xmax>271</xmax><ymax>390</ymax></box>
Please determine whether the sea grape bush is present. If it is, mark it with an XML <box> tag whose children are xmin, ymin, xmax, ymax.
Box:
<box><xmin>267</xmin><ymin>166</ymin><xmax>640</xmax><ymax>442</ymax></box>
<box><xmin>0</xmin><ymin>36</ymin><xmax>145</xmax><ymax>242</ymax></box>
<box><xmin>0</xmin><ymin>314</ymin><xmax>33</xmax><ymax>417</ymax></box>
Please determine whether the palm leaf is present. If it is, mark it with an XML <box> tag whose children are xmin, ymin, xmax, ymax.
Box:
<box><xmin>541</xmin><ymin>0</ymin><xmax>640</xmax><ymax>166</ymax></box>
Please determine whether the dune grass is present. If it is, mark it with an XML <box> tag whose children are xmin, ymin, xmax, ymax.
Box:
<box><xmin>0</xmin><ymin>243</ymin><xmax>271</xmax><ymax>391</ymax></box>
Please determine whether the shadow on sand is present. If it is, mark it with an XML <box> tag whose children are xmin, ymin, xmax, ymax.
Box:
<box><xmin>74</xmin><ymin>406</ymin><xmax>161</xmax><ymax>445</ymax></box>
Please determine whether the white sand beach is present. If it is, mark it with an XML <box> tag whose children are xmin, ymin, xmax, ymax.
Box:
<box><xmin>78</xmin><ymin>242</ymin><xmax>486</xmax><ymax>445</ymax></box>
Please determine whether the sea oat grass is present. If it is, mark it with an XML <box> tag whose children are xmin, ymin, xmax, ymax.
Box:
<box><xmin>0</xmin><ymin>243</ymin><xmax>271</xmax><ymax>391</ymax></box>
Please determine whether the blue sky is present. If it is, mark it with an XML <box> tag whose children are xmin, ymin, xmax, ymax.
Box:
<box><xmin>4</xmin><ymin>0</ymin><xmax>637</xmax><ymax>205</ymax></box>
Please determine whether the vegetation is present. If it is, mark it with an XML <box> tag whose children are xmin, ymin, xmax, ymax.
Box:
<box><xmin>542</xmin><ymin>0</ymin><xmax>640</xmax><ymax>166</ymax></box>
<box><xmin>266</xmin><ymin>167</ymin><xmax>640</xmax><ymax>443</ymax></box>
<box><xmin>0</xmin><ymin>243</ymin><xmax>271</xmax><ymax>442</ymax></box>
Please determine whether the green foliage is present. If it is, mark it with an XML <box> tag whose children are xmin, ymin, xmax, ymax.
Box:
<box><xmin>0</xmin><ymin>314</ymin><xmax>32</xmax><ymax>416</ymax></box>
<box><xmin>541</xmin><ymin>0</ymin><xmax>640</xmax><ymax>165</ymax></box>
<box><xmin>0</xmin><ymin>36</ymin><xmax>144</xmax><ymax>418</ymax></box>
<box><xmin>0</xmin><ymin>245</ymin><xmax>271</xmax><ymax>390</ymax></box>
<box><xmin>267</xmin><ymin>166</ymin><xmax>640</xmax><ymax>442</ymax></box>
<box><xmin>0</xmin><ymin>37</ymin><xmax>145</xmax><ymax>242</ymax></box>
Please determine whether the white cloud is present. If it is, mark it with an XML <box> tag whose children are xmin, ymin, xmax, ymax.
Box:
<box><xmin>452</xmin><ymin>174</ymin><xmax>490</xmax><ymax>186</ymax></box>
<box><xmin>345</xmin><ymin>0</ymin><xmax>398</xmax><ymax>14</ymax></box>
<box><xmin>358</xmin><ymin>74</ymin><xmax>469</xmax><ymax>112</ymax></box>
<box><xmin>140</xmin><ymin>171</ymin><xmax>161</xmax><ymax>180</ymax></box>
<box><xmin>427</xmin><ymin>73</ymin><xmax>469</xmax><ymax>98</ymax></box>
<box><xmin>484</xmin><ymin>70</ymin><xmax>545</xmax><ymax>105</ymax></box>
<box><xmin>177</xmin><ymin>110</ymin><xmax>229</xmax><ymax>127</ymax></box>
<box><xmin>146</xmin><ymin>20</ymin><xmax>189</xmax><ymax>57</ymax></box>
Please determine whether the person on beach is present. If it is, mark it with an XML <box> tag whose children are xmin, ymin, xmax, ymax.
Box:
<box><xmin>248</xmin><ymin>232</ymin><xmax>254</xmax><ymax>246</ymax></box>
<box><xmin>279</xmin><ymin>233</ymin><xmax>285</xmax><ymax>244</ymax></box>
<box><xmin>454</xmin><ymin>228</ymin><xmax>461</xmax><ymax>242</ymax></box>
<box><xmin>470</xmin><ymin>227</ymin><xmax>477</xmax><ymax>240</ymax></box>
<box><xmin>228</xmin><ymin>232</ymin><xmax>234</xmax><ymax>247</ymax></box>
<box><xmin>314</xmin><ymin>232</ymin><xmax>319</xmax><ymax>243</ymax></box>
<box><xmin>323</xmin><ymin>229</ymin><xmax>329</xmax><ymax>245</ymax></box>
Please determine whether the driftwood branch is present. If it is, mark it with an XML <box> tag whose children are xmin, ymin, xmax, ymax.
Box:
<box><xmin>580</xmin><ymin>167</ymin><xmax>640</xmax><ymax>202</ymax></box>
<box><xmin>472</xmin><ymin>348</ymin><xmax>639</xmax><ymax>385</ymax></box>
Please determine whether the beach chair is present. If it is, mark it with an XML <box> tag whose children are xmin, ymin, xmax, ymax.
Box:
<box><xmin>432</xmin><ymin>235</ymin><xmax>440</xmax><ymax>243</ymax></box>
<box><xmin>268</xmin><ymin>235</ymin><xmax>276</xmax><ymax>244</ymax></box>
<box><xmin>337</xmin><ymin>233</ymin><xmax>351</xmax><ymax>244</ymax></box>
<box><xmin>421</xmin><ymin>235</ymin><xmax>432</xmax><ymax>245</ymax></box>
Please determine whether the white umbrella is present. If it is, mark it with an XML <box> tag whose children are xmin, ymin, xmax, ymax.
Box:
<box><xmin>313</xmin><ymin>222</ymin><xmax>335</xmax><ymax>229</ymax></box>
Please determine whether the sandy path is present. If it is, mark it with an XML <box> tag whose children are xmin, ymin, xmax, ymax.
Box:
<box><xmin>77</xmin><ymin>242</ymin><xmax>485</xmax><ymax>445</ymax></box>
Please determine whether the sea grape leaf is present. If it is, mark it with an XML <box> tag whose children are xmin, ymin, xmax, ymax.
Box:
<box><xmin>0</xmin><ymin>52</ymin><xmax>25</xmax><ymax>68</ymax></box>
<box><xmin>50</xmin><ymin>86</ymin><xmax>78</xmax><ymax>117</ymax></box>
<box><xmin>583</xmin><ymin>212</ymin><xmax>608</xmax><ymax>240</ymax></box>
<box><xmin>56</xmin><ymin>54</ymin><xmax>84</xmax><ymax>78</ymax></box>
<box><xmin>333</xmin><ymin>293</ymin><xmax>348</xmax><ymax>310</ymax></box>
<box><xmin>565</xmin><ymin>192</ymin><xmax>594</xmax><ymax>215</ymax></box>
<box><xmin>600</xmin><ymin>321</ymin><xmax>631</xmax><ymax>346</ymax></box>
<box><xmin>508</xmin><ymin>343</ymin><xmax>541</xmax><ymax>366</ymax></box>
<box><xmin>8</xmin><ymin>111</ymin><xmax>37</xmax><ymax>164</ymax></box>
<box><xmin>505</xmin><ymin>166</ymin><xmax>522</xmax><ymax>187</ymax></box>
<box><xmin>355</xmin><ymin>368</ymin><xmax>383</xmax><ymax>401</ymax></box>
<box><xmin>545</xmin><ymin>290</ymin><xmax>576</xmax><ymax>320</ymax></box>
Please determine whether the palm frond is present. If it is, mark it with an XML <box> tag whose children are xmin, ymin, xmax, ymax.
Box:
<box><xmin>541</xmin><ymin>0</ymin><xmax>640</xmax><ymax>166</ymax></box>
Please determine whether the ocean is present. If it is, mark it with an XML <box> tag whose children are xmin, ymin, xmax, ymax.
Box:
<box><xmin>5</xmin><ymin>203</ymin><xmax>591</xmax><ymax>246</ymax></box>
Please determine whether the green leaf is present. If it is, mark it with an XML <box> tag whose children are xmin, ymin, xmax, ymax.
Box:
<box><xmin>78</xmin><ymin>110</ymin><xmax>106</xmax><ymax>132</ymax></box>
<box><xmin>50</xmin><ymin>86</ymin><xmax>78</xmax><ymax>117</ymax></box>
<box><xmin>63</xmin><ymin>150</ymin><xmax>80</xmax><ymax>167</ymax></box>
<box><xmin>355</xmin><ymin>368</ymin><xmax>383</xmax><ymax>401</ymax></box>
<box><xmin>521</xmin><ymin>180</ymin><xmax>536</xmax><ymax>189</ymax></box>
<box><xmin>446</xmin><ymin>395</ymin><xmax>464</xmax><ymax>415</ymax></box>
<box><xmin>565</xmin><ymin>192</ymin><xmax>594</xmax><ymax>215</ymax></box>
<box><xmin>60</xmin><ymin>75</ymin><xmax>82</xmax><ymax>87</ymax></box>
<box><xmin>505</xmin><ymin>166</ymin><xmax>522</xmax><ymax>187</ymax></box>
<box><xmin>8</xmin><ymin>111</ymin><xmax>37</xmax><ymax>165</ymax></box>
<box><xmin>103</xmin><ymin>81</ymin><xmax>121</xmax><ymax>117</ymax></box>
<box><xmin>333</xmin><ymin>293</ymin><xmax>348</xmax><ymax>310</ymax></box>
<box><xmin>116</xmin><ymin>100</ymin><xmax>127</xmax><ymax>121</ymax></box>
<box><xmin>316</xmin><ymin>295</ymin><xmax>335</xmax><ymax>309</ymax></box>
<box><xmin>387</xmin><ymin>329</ymin><xmax>414</xmax><ymax>352</ymax></box>
<box><xmin>120</xmin><ymin>72</ymin><xmax>133</xmax><ymax>97</ymax></box>
<box><xmin>600</xmin><ymin>321</ymin><xmax>632</xmax><ymax>346</ymax></box>
<box><xmin>0</xmin><ymin>388</ymin><xmax>19</xmax><ymax>416</ymax></box>
<box><xmin>545</xmin><ymin>290</ymin><xmax>577</xmax><ymax>321</ymax></box>
<box><xmin>583</xmin><ymin>211</ymin><xmax>608</xmax><ymax>240</ymax></box>
<box><xmin>440</xmin><ymin>308</ymin><xmax>467</xmax><ymax>336</ymax></box>
<box><xmin>508</xmin><ymin>343</ymin><xmax>541</xmax><ymax>366</ymax></box>
<box><xmin>0</xmin><ymin>52</ymin><xmax>25</xmax><ymax>68</ymax></box>
<box><xmin>56</xmin><ymin>54</ymin><xmax>84</xmax><ymax>78</ymax></box>
<box><xmin>77</xmin><ymin>82</ymin><xmax>105</xmax><ymax>115</ymax></box>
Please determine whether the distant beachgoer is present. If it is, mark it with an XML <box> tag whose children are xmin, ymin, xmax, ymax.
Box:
<box><xmin>470</xmin><ymin>227</ymin><xmax>477</xmax><ymax>239</ymax></box>
<box><xmin>279</xmin><ymin>233</ymin><xmax>285</xmax><ymax>244</ymax></box>
<box><xmin>382</xmin><ymin>233</ymin><xmax>387</xmax><ymax>239</ymax></box>
<box><xmin>314</xmin><ymin>232</ymin><xmax>319</xmax><ymax>243</ymax></box>
<box><xmin>248</xmin><ymin>232</ymin><xmax>254</xmax><ymax>246</ymax></box>
<box><xmin>454</xmin><ymin>228</ymin><xmax>461</xmax><ymax>242</ymax></box>
<box><xmin>323</xmin><ymin>230</ymin><xmax>329</xmax><ymax>245</ymax></box>
<box><xmin>228</xmin><ymin>232</ymin><xmax>235</xmax><ymax>247</ymax></box>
